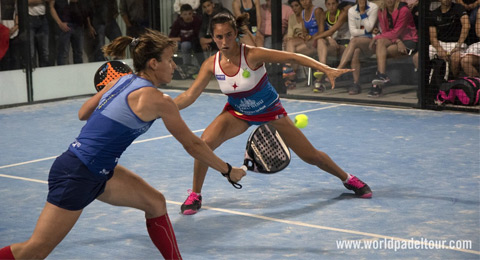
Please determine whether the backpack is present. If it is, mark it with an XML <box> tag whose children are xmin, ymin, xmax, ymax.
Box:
<box><xmin>436</xmin><ymin>77</ymin><xmax>480</xmax><ymax>106</ymax></box>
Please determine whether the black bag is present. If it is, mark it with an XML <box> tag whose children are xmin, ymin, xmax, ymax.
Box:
<box><xmin>428</xmin><ymin>56</ymin><xmax>449</xmax><ymax>102</ymax></box>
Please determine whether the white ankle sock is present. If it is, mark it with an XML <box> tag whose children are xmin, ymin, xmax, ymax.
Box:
<box><xmin>343</xmin><ymin>173</ymin><xmax>352</xmax><ymax>183</ymax></box>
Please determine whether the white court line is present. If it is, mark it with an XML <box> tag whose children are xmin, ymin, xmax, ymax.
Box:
<box><xmin>167</xmin><ymin>201</ymin><xmax>479</xmax><ymax>255</ymax></box>
<box><xmin>0</xmin><ymin>171</ymin><xmax>476</xmax><ymax>256</ymax></box>
<box><xmin>0</xmin><ymin>105</ymin><xmax>340</xmax><ymax>170</ymax></box>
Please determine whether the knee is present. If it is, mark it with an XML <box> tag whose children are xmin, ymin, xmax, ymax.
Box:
<box><xmin>145</xmin><ymin>192</ymin><xmax>167</xmax><ymax>217</ymax></box>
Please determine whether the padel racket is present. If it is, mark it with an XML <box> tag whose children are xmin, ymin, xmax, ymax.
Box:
<box><xmin>94</xmin><ymin>60</ymin><xmax>133</xmax><ymax>92</ymax></box>
<box><xmin>242</xmin><ymin>123</ymin><xmax>291</xmax><ymax>174</ymax></box>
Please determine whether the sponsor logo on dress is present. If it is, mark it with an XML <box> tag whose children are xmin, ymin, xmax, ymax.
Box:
<box><xmin>216</xmin><ymin>74</ymin><xmax>226</xmax><ymax>80</ymax></box>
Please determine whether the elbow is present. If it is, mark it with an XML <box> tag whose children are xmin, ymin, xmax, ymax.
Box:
<box><xmin>78</xmin><ymin>111</ymin><xmax>88</xmax><ymax>121</ymax></box>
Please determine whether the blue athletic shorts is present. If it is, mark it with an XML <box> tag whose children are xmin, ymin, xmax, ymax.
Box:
<box><xmin>47</xmin><ymin>150</ymin><xmax>114</xmax><ymax>211</ymax></box>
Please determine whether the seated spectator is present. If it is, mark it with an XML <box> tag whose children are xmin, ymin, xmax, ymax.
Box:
<box><xmin>459</xmin><ymin>7</ymin><xmax>480</xmax><ymax>77</ymax></box>
<box><xmin>0</xmin><ymin>0</ymin><xmax>20</xmax><ymax>71</ymax></box>
<box><xmin>49</xmin><ymin>0</ymin><xmax>89</xmax><ymax>65</ymax></box>
<box><xmin>120</xmin><ymin>0</ymin><xmax>149</xmax><ymax>38</ymax></box>
<box><xmin>84</xmin><ymin>0</ymin><xmax>122</xmax><ymax>62</ymax></box>
<box><xmin>311</xmin><ymin>0</ymin><xmax>350</xmax><ymax>93</ymax></box>
<box><xmin>428</xmin><ymin>0</ymin><xmax>470</xmax><ymax>78</ymax></box>
<box><xmin>232</xmin><ymin>0</ymin><xmax>262</xmax><ymax>46</ymax></box>
<box><xmin>169</xmin><ymin>4</ymin><xmax>203</xmax><ymax>67</ymax></box>
<box><xmin>257</xmin><ymin>0</ymin><xmax>293</xmax><ymax>49</ymax></box>
<box><xmin>456</xmin><ymin>0</ymin><xmax>480</xmax><ymax>44</ymax></box>
<box><xmin>199</xmin><ymin>0</ymin><xmax>231</xmax><ymax>57</ymax></box>
<box><xmin>336</xmin><ymin>0</ymin><xmax>379</xmax><ymax>95</ymax></box>
<box><xmin>283</xmin><ymin>0</ymin><xmax>310</xmax><ymax>89</ymax></box>
<box><xmin>368</xmin><ymin>0</ymin><xmax>418</xmax><ymax>97</ymax></box>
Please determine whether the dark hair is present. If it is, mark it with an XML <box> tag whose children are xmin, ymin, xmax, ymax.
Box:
<box><xmin>102</xmin><ymin>28</ymin><xmax>177</xmax><ymax>72</ymax></box>
<box><xmin>200</xmin><ymin>0</ymin><xmax>213</xmax><ymax>5</ymax></box>
<box><xmin>180</xmin><ymin>4</ymin><xmax>193</xmax><ymax>12</ymax></box>
<box><xmin>288</xmin><ymin>0</ymin><xmax>300</xmax><ymax>5</ymax></box>
<box><xmin>210</xmin><ymin>12</ymin><xmax>249</xmax><ymax>36</ymax></box>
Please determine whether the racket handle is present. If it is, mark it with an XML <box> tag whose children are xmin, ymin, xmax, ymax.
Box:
<box><xmin>240</xmin><ymin>165</ymin><xmax>247</xmax><ymax>171</ymax></box>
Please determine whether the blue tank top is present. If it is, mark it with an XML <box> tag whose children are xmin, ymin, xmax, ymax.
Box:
<box><xmin>69</xmin><ymin>74</ymin><xmax>155</xmax><ymax>176</ymax></box>
<box><xmin>302</xmin><ymin>7</ymin><xmax>319</xmax><ymax>36</ymax></box>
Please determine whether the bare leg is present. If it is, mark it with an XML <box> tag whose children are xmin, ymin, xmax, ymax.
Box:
<box><xmin>338</xmin><ymin>37</ymin><xmax>372</xmax><ymax>69</ymax></box>
<box><xmin>450</xmin><ymin>51</ymin><xmax>462</xmax><ymax>77</ymax></box>
<box><xmin>351</xmin><ymin>48</ymin><xmax>362</xmax><ymax>84</ymax></box>
<box><xmin>10</xmin><ymin>203</ymin><xmax>82</xmax><ymax>259</ymax></box>
<box><xmin>375</xmin><ymin>38</ymin><xmax>394</xmax><ymax>74</ymax></box>
<box><xmin>191</xmin><ymin>112</ymin><xmax>250</xmax><ymax>193</ymax></box>
<box><xmin>97</xmin><ymin>165</ymin><xmax>181</xmax><ymax>259</ymax></box>
<box><xmin>270</xmin><ymin>117</ymin><xmax>348</xmax><ymax>181</ymax></box>
<box><xmin>461</xmin><ymin>55</ymin><xmax>480</xmax><ymax>77</ymax></box>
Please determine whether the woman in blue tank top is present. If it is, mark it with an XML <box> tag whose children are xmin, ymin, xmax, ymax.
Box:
<box><xmin>174</xmin><ymin>13</ymin><xmax>372</xmax><ymax>216</ymax></box>
<box><xmin>0</xmin><ymin>29</ymin><xmax>246</xmax><ymax>259</ymax></box>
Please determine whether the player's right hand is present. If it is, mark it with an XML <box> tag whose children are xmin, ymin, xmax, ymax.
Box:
<box><xmin>230</xmin><ymin>167</ymin><xmax>247</xmax><ymax>183</ymax></box>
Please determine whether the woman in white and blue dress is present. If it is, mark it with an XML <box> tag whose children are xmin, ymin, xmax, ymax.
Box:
<box><xmin>174</xmin><ymin>12</ymin><xmax>373</xmax><ymax>216</ymax></box>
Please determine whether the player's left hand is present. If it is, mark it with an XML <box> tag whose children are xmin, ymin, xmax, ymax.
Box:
<box><xmin>325</xmin><ymin>67</ymin><xmax>354</xmax><ymax>89</ymax></box>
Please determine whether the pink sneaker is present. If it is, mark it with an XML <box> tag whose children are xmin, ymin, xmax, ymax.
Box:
<box><xmin>181</xmin><ymin>189</ymin><xmax>202</xmax><ymax>215</ymax></box>
<box><xmin>344</xmin><ymin>175</ymin><xmax>372</xmax><ymax>198</ymax></box>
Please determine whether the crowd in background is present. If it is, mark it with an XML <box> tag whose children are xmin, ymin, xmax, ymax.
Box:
<box><xmin>0</xmin><ymin>0</ymin><xmax>479</xmax><ymax>97</ymax></box>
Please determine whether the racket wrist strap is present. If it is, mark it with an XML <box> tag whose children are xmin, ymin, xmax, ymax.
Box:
<box><xmin>221</xmin><ymin>163</ymin><xmax>232</xmax><ymax>177</ymax></box>
<box><xmin>221</xmin><ymin>163</ymin><xmax>242</xmax><ymax>189</ymax></box>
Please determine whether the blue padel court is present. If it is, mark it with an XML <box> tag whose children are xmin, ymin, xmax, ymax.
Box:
<box><xmin>0</xmin><ymin>90</ymin><xmax>479</xmax><ymax>259</ymax></box>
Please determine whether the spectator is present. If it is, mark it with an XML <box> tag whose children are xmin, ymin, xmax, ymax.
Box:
<box><xmin>49</xmin><ymin>0</ymin><xmax>89</xmax><ymax>65</ymax></box>
<box><xmin>336</xmin><ymin>0</ymin><xmax>378</xmax><ymax>95</ymax></box>
<box><xmin>456</xmin><ymin>0</ymin><xmax>480</xmax><ymax>34</ymax></box>
<box><xmin>120</xmin><ymin>0</ymin><xmax>149</xmax><ymax>38</ymax></box>
<box><xmin>0</xmin><ymin>0</ymin><xmax>20</xmax><ymax>71</ymax></box>
<box><xmin>458</xmin><ymin>7</ymin><xmax>480</xmax><ymax>77</ymax></box>
<box><xmin>174</xmin><ymin>0</ymin><xmax>201</xmax><ymax>15</ymax></box>
<box><xmin>84</xmin><ymin>0</ymin><xmax>122</xmax><ymax>62</ymax></box>
<box><xmin>169</xmin><ymin>4</ymin><xmax>203</xmax><ymax>67</ymax></box>
<box><xmin>368</xmin><ymin>0</ymin><xmax>418</xmax><ymax>97</ymax></box>
<box><xmin>232</xmin><ymin>0</ymin><xmax>262</xmax><ymax>46</ymax></box>
<box><xmin>257</xmin><ymin>0</ymin><xmax>293</xmax><ymax>49</ymax></box>
<box><xmin>428</xmin><ymin>0</ymin><xmax>470</xmax><ymax>78</ymax></box>
<box><xmin>28</xmin><ymin>0</ymin><xmax>50</xmax><ymax>67</ymax></box>
<box><xmin>402</xmin><ymin>0</ymin><xmax>418</xmax><ymax>28</ymax></box>
<box><xmin>311</xmin><ymin>0</ymin><xmax>350</xmax><ymax>93</ymax></box>
<box><xmin>283</xmin><ymin>0</ymin><xmax>310</xmax><ymax>89</ymax></box>
<box><xmin>199</xmin><ymin>0</ymin><xmax>231</xmax><ymax>56</ymax></box>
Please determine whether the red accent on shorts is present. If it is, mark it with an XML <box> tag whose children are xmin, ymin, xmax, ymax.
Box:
<box><xmin>223</xmin><ymin>103</ymin><xmax>288</xmax><ymax>123</ymax></box>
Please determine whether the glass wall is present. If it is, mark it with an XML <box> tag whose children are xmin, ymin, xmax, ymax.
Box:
<box><xmin>1</xmin><ymin>0</ymin><xmax>478</xmax><ymax>112</ymax></box>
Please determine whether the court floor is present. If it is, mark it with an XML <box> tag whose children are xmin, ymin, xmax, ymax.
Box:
<box><xmin>0</xmin><ymin>90</ymin><xmax>479</xmax><ymax>259</ymax></box>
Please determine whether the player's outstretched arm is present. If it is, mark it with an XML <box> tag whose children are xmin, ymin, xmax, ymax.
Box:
<box><xmin>173</xmin><ymin>56</ymin><xmax>214</xmax><ymax>110</ymax></box>
<box><xmin>139</xmin><ymin>88</ymin><xmax>246</xmax><ymax>181</ymax></box>
<box><xmin>247</xmin><ymin>46</ymin><xmax>353</xmax><ymax>89</ymax></box>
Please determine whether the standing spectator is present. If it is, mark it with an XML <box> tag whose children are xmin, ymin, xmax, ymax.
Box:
<box><xmin>283</xmin><ymin>0</ymin><xmax>310</xmax><ymax>89</ymax></box>
<box><xmin>311</xmin><ymin>0</ymin><xmax>350</xmax><ymax>93</ymax></box>
<box><xmin>199</xmin><ymin>0</ymin><xmax>231</xmax><ymax>57</ymax></box>
<box><xmin>169</xmin><ymin>4</ymin><xmax>203</xmax><ymax>67</ymax></box>
<box><xmin>120</xmin><ymin>0</ymin><xmax>149</xmax><ymax>38</ymax></box>
<box><xmin>257</xmin><ymin>0</ymin><xmax>293</xmax><ymax>49</ymax></box>
<box><xmin>232</xmin><ymin>0</ymin><xmax>262</xmax><ymax>46</ymax></box>
<box><xmin>0</xmin><ymin>0</ymin><xmax>20</xmax><ymax>70</ymax></box>
<box><xmin>429</xmin><ymin>0</ymin><xmax>470</xmax><ymax>78</ymax></box>
<box><xmin>49</xmin><ymin>0</ymin><xmax>88</xmax><ymax>65</ymax></box>
<box><xmin>368</xmin><ymin>0</ymin><xmax>418</xmax><ymax>97</ymax></box>
<box><xmin>336</xmin><ymin>0</ymin><xmax>378</xmax><ymax>95</ymax></box>
<box><xmin>174</xmin><ymin>0</ymin><xmax>201</xmax><ymax>15</ymax></box>
<box><xmin>28</xmin><ymin>0</ymin><xmax>50</xmax><ymax>67</ymax></box>
<box><xmin>84</xmin><ymin>0</ymin><xmax>122</xmax><ymax>62</ymax></box>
